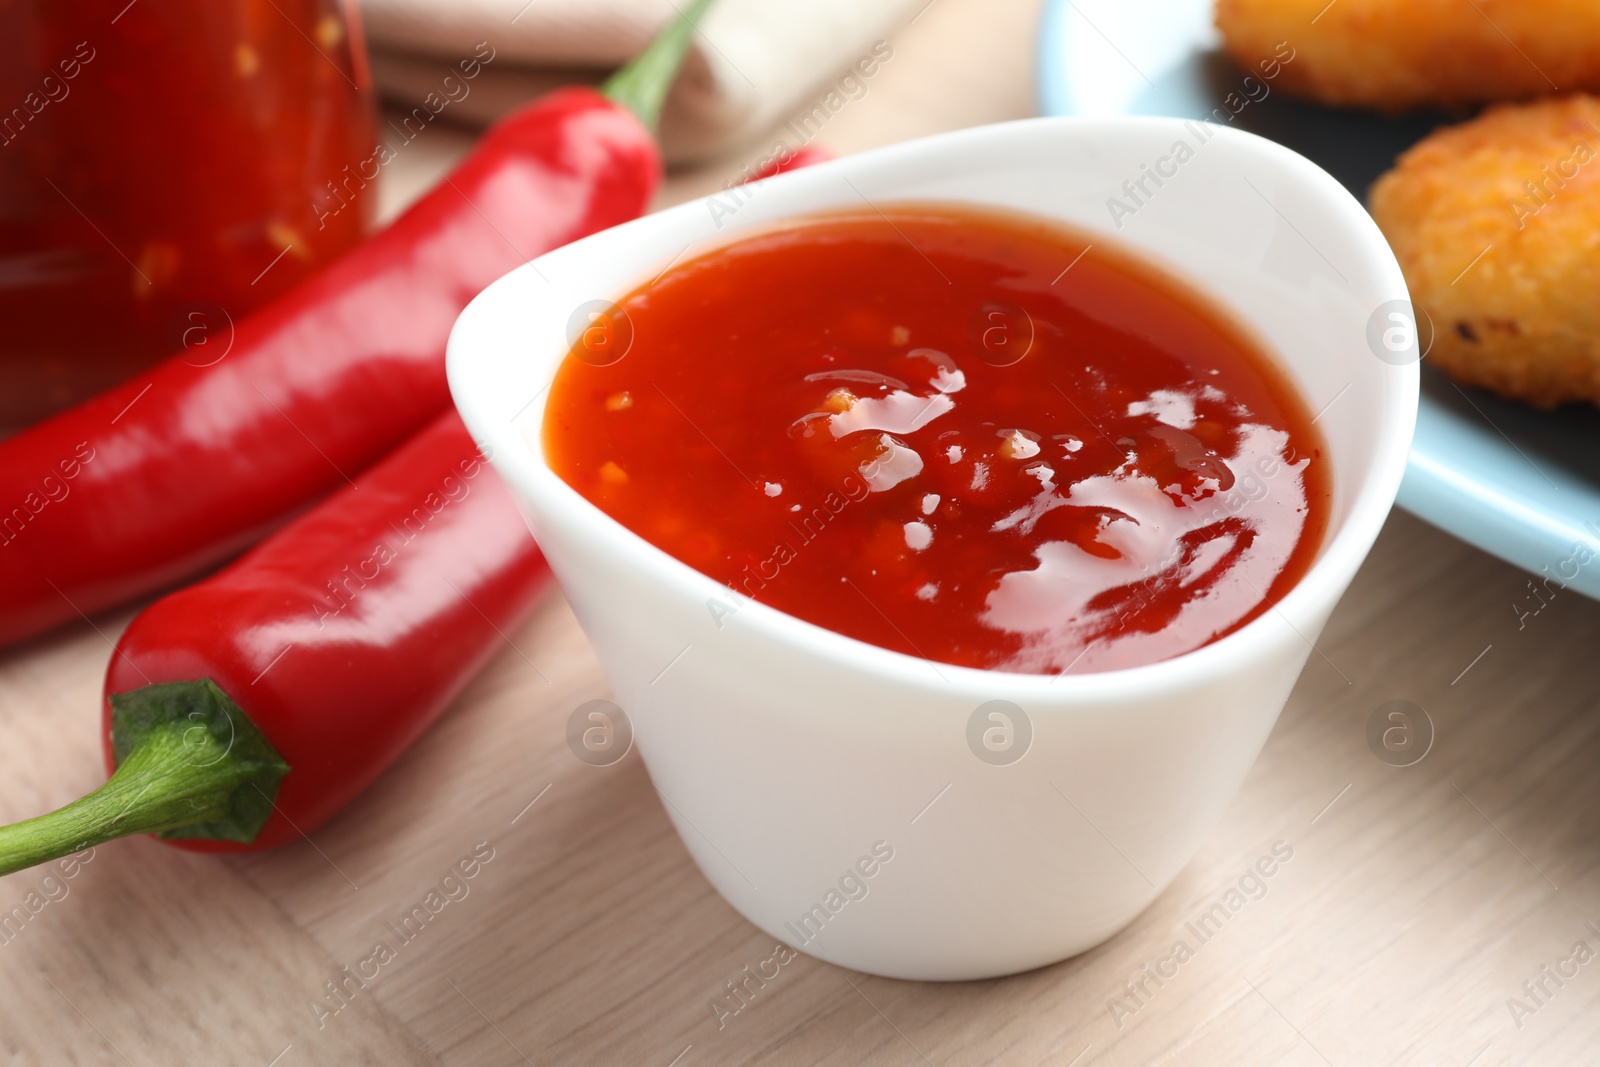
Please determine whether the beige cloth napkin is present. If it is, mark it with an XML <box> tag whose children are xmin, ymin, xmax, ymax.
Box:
<box><xmin>360</xmin><ymin>0</ymin><xmax>925</xmax><ymax>163</ymax></box>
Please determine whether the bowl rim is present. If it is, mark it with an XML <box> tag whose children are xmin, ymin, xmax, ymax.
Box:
<box><xmin>448</xmin><ymin>114</ymin><xmax>1420</xmax><ymax>705</ymax></box>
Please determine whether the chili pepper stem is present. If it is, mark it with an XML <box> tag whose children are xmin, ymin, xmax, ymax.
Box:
<box><xmin>601</xmin><ymin>0</ymin><xmax>716</xmax><ymax>130</ymax></box>
<box><xmin>0</xmin><ymin>680</ymin><xmax>289</xmax><ymax>877</ymax></box>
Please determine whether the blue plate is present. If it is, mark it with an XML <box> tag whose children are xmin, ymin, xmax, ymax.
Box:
<box><xmin>1037</xmin><ymin>0</ymin><xmax>1600</xmax><ymax>600</ymax></box>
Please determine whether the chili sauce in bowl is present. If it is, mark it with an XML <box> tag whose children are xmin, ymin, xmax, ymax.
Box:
<box><xmin>543</xmin><ymin>204</ymin><xmax>1329</xmax><ymax>675</ymax></box>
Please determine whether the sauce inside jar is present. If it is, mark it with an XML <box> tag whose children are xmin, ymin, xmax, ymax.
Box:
<box><xmin>544</xmin><ymin>204</ymin><xmax>1330</xmax><ymax>675</ymax></box>
<box><xmin>0</xmin><ymin>0</ymin><xmax>375</xmax><ymax>428</ymax></box>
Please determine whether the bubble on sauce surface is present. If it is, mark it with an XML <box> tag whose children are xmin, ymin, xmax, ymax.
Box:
<box><xmin>829</xmin><ymin>388</ymin><xmax>954</xmax><ymax>438</ymax></box>
<box><xmin>804</xmin><ymin>368</ymin><xmax>910</xmax><ymax>392</ymax></box>
<box><xmin>998</xmin><ymin>428</ymin><xmax>1041</xmax><ymax>460</ymax></box>
<box><xmin>860</xmin><ymin>436</ymin><xmax>924</xmax><ymax>492</ymax></box>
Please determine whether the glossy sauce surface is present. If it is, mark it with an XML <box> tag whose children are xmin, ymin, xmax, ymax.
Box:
<box><xmin>544</xmin><ymin>205</ymin><xmax>1329</xmax><ymax>674</ymax></box>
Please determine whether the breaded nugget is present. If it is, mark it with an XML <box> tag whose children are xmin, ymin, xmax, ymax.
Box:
<box><xmin>1369</xmin><ymin>95</ymin><xmax>1600</xmax><ymax>407</ymax></box>
<box><xmin>1216</xmin><ymin>0</ymin><xmax>1600</xmax><ymax>111</ymax></box>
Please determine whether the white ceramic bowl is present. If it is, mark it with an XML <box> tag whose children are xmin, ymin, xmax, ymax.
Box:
<box><xmin>447</xmin><ymin>116</ymin><xmax>1418</xmax><ymax>981</ymax></box>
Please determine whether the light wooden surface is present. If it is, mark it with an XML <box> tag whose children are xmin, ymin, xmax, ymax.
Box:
<box><xmin>4</xmin><ymin>1</ymin><xmax>1600</xmax><ymax>1063</ymax></box>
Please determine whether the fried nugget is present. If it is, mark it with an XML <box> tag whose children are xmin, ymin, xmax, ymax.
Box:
<box><xmin>1369</xmin><ymin>95</ymin><xmax>1600</xmax><ymax>407</ymax></box>
<box><xmin>1216</xmin><ymin>0</ymin><xmax>1600</xmax><ymax>111</ymax></box>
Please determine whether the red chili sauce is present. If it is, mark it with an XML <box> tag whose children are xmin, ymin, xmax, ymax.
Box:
<box><xmin>543</xmin><ymin>205</ymin><xmax>1329</xmax><ymax>674</ymax></box>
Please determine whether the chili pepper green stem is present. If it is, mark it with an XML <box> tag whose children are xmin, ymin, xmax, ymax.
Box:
<box><xmin>0</xmin><ymin>680</ymin><xmax>289</xmax><ymax>877</ymax></box>
<box><xmin>601</xmin><ymin>0</ymin><xmax>716</xmax><ymax>130</ymax></box>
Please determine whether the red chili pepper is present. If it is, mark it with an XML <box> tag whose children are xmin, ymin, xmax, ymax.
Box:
<box><xmin>0</xmin><ymin>53</ymin><xmax>837</xmax><ymax>875</ymax></box>
<box><xmin>0</xmin><ymin>0</ymin><xmax>713</xmax><ymax>647</ymax></box>
<box><xmin>0</xmin><ymin>410</ymin><xmax>540</xmax><ymax>872</ymax></box>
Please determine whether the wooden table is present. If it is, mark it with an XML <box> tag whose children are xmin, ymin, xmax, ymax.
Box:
<box><xmin>5</xmin><ymin>1</ymin><xmax>1599</xmax><ymax>1063</ymax></box>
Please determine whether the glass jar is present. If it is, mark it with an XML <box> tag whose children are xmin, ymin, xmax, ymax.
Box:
<box><xmin>0</xmin><ymin>0</ymin><xmax>377</xmax><ymax>429</ymax></box>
